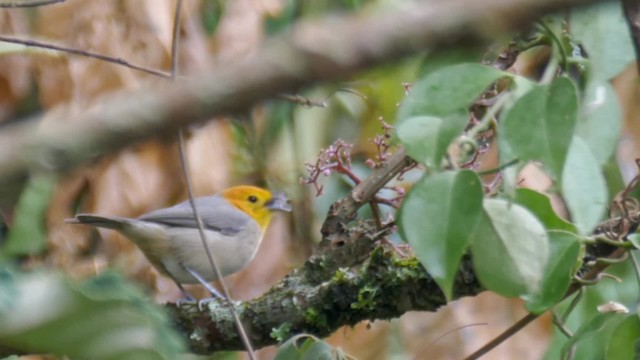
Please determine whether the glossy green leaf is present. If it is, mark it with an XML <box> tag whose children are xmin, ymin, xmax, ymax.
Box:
<box><xmin>562</xmin><ymin>136</ymin><xmax>608</xmax><ymax>235</ymax></box>
<box><xmin>605</xmin><ymin>314</ymin><xmax>640</xmax><ymax>360</ymax></box>
<box><xmin>399</xmin><ymin>170</ymin><xmax>483</xmax><ymax>300</ymax></box>
<box><xmin>397</xmin><ymin>63</ymin><xmax>505</xmax><ymax>120</ymax></box>
<box><xmin>562</xmin><ymin>312</ymin><xmax>624</xmax><ymax>358</ymax></box>
<box><xmin>500</xmin><ymin>76</ymin><xmax>578</xmax><ymax>179</ymax></box>
<box><xmin>576</xmin><ymin>81</ymin><xmax>622</xmax><ymax>165</ymax></box>
<box><xmin>471</xmin><ymin>199</ymin><xmax>549</xmax><ymax>298</ymax></box>
<box><xmin>3</xmin><ymin>175</ymin><xmax>57</xmax><ymax>257</ymax></box>
<box><xmin>397</xmin><ymin>114</ymin><xmax>467</xmax><ymax>167</ymax></box>
<box><xmin>514</xmin><ymin>188</ymin><xmax>577</xmax><ymax>233</ymax></box>
<box><xmin>570</xmin><ymin>2</ymin><xmax>635</xmax><ymax>80</ymax></box>
<box><xmin>525</xmin><ymin>231</ymin><xmax>581</xmax><ymax>313</ymax></box>
<box><xmin>0</xmin><ymin>270</ymin><xmax>184</xmax><ymax>359</ymax></box>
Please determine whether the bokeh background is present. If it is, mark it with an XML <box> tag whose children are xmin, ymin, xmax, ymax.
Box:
<box><xmin>1</xmin><ymin>0</ymin><xmax>639</xmax><ymax>359</ymax></box>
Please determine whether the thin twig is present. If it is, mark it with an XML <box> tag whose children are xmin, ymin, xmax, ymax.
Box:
<box><xmin>552</xmin><ymin>311</ymin><xmax>574</xmax><ymax>338</ymax></box>
<box><xmin>169</xmin><ymin>3</ymin><xmax>181</xmax><ymax>79</ymax></box>
<box><xmin>421</xmin><ymin>323</ymin><xmax>488</xmax><ymax>353</ymax></box>
<box><xmin>169</xmin><ymin>2</ymin><xmax>256</xmax><ymax>357</ymax></box>
<box><xmin>178</xmin><ymin>133</ymin><xmax>257</xmax><ymax>358</ymax></box>
<box><xmin>0</xmin><ymin>0</ymin><xmax>63</xmax><ymax>7</ymax></box>
<box><xmin>463</xmin><ymin>313</ymin><xmax>540</xmax><ymax>360</ymax></box>
<box><xmin>0</xmin><ymin>35</ymin><xmax>171</xmax><ymax>78</ymax></box>
<box><xmin>561</xmin><ymin>290</ymin><xmax>583</xmax><ymax>323</ymax></box>
<box><xmin>320</xmin><ymin>148</ymin><xmax>414</xmax><ymax>245</ymax></box>
<box><xmin>465</xmin><ymin>247</ymin><xmax>628</xmax><ymax>359</ymax></box>
<box><xmin>466</xmin><ymin>93</ymin><xmax>511</xmax><ymax>140</ymax></box>
<box><xmin>476</xmin><ymin>158</ymin><xmax>519</xmax><ymax>175</ymax></box>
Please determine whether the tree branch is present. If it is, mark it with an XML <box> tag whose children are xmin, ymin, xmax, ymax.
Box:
<box><xmin>168</xmin><ymin>212</ymin><xmax>637</xmax><ymax>353</ymax></box>
<box><xmin>320</xmin><ymin>148</ymin><xmax>414</xmax><ymax>248</ymax></box>
<box><xmin>168</xmin><ymin>239</ymin><xmax>482</xmax><ymax>353</ymax></box>
<box><xmin>0</xmin><ymin>0</ymin><xmax>608</xmax><ymax>204</ymax></box>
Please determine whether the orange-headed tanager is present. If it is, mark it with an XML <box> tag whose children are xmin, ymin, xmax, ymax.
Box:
<box><xmin>66</xmin><ymin>185</ymin><xmax>291</xmax><ymax>301</ymax></box>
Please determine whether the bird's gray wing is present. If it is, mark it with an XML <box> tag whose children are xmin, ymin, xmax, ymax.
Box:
<box><xmin>137</xmin><ymin>195</ymin><xmax>250</xmax><ymax>235</ymax></box>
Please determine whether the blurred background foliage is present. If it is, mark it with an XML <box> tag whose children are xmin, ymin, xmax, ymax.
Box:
<box><xmin>0</xmin><ymin>0</ymin><xmax>638</xmax><ymax>359</ymax></box>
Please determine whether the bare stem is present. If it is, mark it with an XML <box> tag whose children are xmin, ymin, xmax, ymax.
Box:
<box><xmin>169</xmin><ymin>2</ymin><xmax>256</xmax><ymax>357</ymax></box>
<box><xmin>0</xmin><ymin>35</ymin><xmax>170</xmax><ymax>78</ymax></box>
<box><xmin>463</xmin><ymin>313</ymin><xmax>540</xmax><ymax>360</ymax></box>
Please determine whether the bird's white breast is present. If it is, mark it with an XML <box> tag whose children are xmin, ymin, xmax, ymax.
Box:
<box><xmin>161</xmin><ymin>220</ymin><xmax>263</xmax><ymax>284</ymax></box>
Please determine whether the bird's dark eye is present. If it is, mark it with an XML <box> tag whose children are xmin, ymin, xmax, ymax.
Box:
<box><xmin>247</xmin><ymin>195</ymin><xmax>258</xmax><ymax>203</ymax></box>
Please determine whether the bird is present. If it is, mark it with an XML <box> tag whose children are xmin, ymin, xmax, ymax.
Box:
<box><xmin>66</xmin><ymin>185</ymin><xmax>291</xmax><ymax>302</ymax></box>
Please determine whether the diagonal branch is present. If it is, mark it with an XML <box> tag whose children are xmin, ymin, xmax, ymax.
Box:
<box><xmin>0</xmin><ymin>0</ymin><xmax>608</xmax><ymax>204</ymax></box>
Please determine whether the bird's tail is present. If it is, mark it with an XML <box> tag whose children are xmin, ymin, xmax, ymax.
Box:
<box><xmin>65</xmin><ymin>214</ymin><xmax>129</xmax><ymax>230</ymax></box>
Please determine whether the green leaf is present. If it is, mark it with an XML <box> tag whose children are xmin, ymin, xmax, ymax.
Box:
<box><xmin>525</xmin><ymin>230</ymin><xmax>581</xmax><ymax>313</ymax></box>
<box><xmin>500</xmin><ymin>76</ymin><xmax>578</xmax><ymax>179</ymax></box>
<box><xmin>514</xmin><ymin>188</ymin><xmax>577</xmax><ymax>233</ymax></box>
<box><xmin>397</xmin><ymin>63</ymin><xmax>505</xmax><ymax>120</ymax></box>
<box><xmin>627</xmin><ymin>234</ymin><xmax>640</xmax><ymax>249</ymax></box>
<box><xmin>576</xmin><ymin>81</ymin><xmax>622</xmax><ymax>165</ymax></box>
<box><xmin>396</xmin><ymin>116</ymin><xmax>440</xmax><ymax>166</ymax></box>
<box><xmin>562</xmin><ymin>312</ymin><xmax>624</xmax><ymax>358</ymax></box>
<box><xmin>397</xmin><ymin>114</ymin><xmax>467</xmax><ymax>167</ymax></box>
<box><xmin>275</xmin><ymin>336</ymin><xmax>306</xmax><ymax>360</ymax></box>
<box><xmin>417</xmin><ymin>47</ymin><xmax>484</xmax><ymax>78</ymax></box>
<box><xmin>0</xmin><ymin>268</ymin><xmax>17</xmax><ymax>312</ymax></box>
<box><xmin>605</xmin><ymin>314</ymin><xmax>640</xmax><ymax>360</ymax></box>
<box><xmin>396</xmin><ymin>63</ymin><xmax>505</xmax><ymax>168</ymax></box>
<box><xmin>562</xmin><ymin>136</ymin><xmax>608</xmax><ymax>235</ymax></box>
<box><xmin>275</xmin><ymin>335</ymin><xmax>336</xmax><ymax>360</ymax></box>
<box><xmin>471</xmin><ymin>199</ymin><xmax>549</xmax><ymax>298</ymax></box>
<box><xmin>399</xmin><ymin>170</ymin><xmax>483</xmax><ymax>300</ymax></box>
<box><xmin>0</xmin><ymin>270</ymin><xmax>184</xmax><ymax>359</ymax></box>
<box><xmin>302</xmin><ymin>341</ymin><xmax>334</xmax><ymax>360</ymax></box>
<box><xmin>3</xmin><ymin>175</ymin><xmax>57</xmax><ymax>257</ymax></box>
<box><xmin>544</xmin><ymin>258</ymin><xmax>639</xmax><ymax>359</ymax></box>
<box><xmin>570</xmin><ymin>2</ymin><xmax>635</xmax><ymax>80</ymax></box>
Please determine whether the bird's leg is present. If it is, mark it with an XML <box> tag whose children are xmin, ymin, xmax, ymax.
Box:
<box><xmin>174</xmin><ymin>281</ymin><xmax>197</xmax><ymax>306</ymax></box>
<box><xmin>183</xmin><ymin>266</ymin><xmax>228</xmax><ymax>309</ymax></box>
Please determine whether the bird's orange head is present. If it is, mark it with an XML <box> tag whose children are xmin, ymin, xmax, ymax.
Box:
<box><xmin>221</xmin><ymin>186</ymin><xmax>291</xmax><ymax>229</ymax></box>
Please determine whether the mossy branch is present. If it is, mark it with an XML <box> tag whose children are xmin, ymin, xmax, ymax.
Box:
<box><xmin>168</xmin><ymin>239</ymin><xmax>482</xmax><ymax>353</ymax></box>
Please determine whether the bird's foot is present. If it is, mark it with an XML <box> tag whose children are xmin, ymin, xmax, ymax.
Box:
<box><xmin>197</xmin><ymin>297</ymin><xmax>241</xmax><ymax>311</ymax></box>
<box><xmin>175</xmin><ymin>295</ymin><xmax>197</xmax><ymax>306</ymax></box>
<box><xmin>197</xmin><ymin>297</ymin><xmax>218</xmax><ymax>311</ymax></box>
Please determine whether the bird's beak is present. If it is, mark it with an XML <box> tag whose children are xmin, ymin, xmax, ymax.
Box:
<box><xmin>265</xmin><ymin>192</ymin><xmax>292</xmax><ymax>212</ymax></box>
